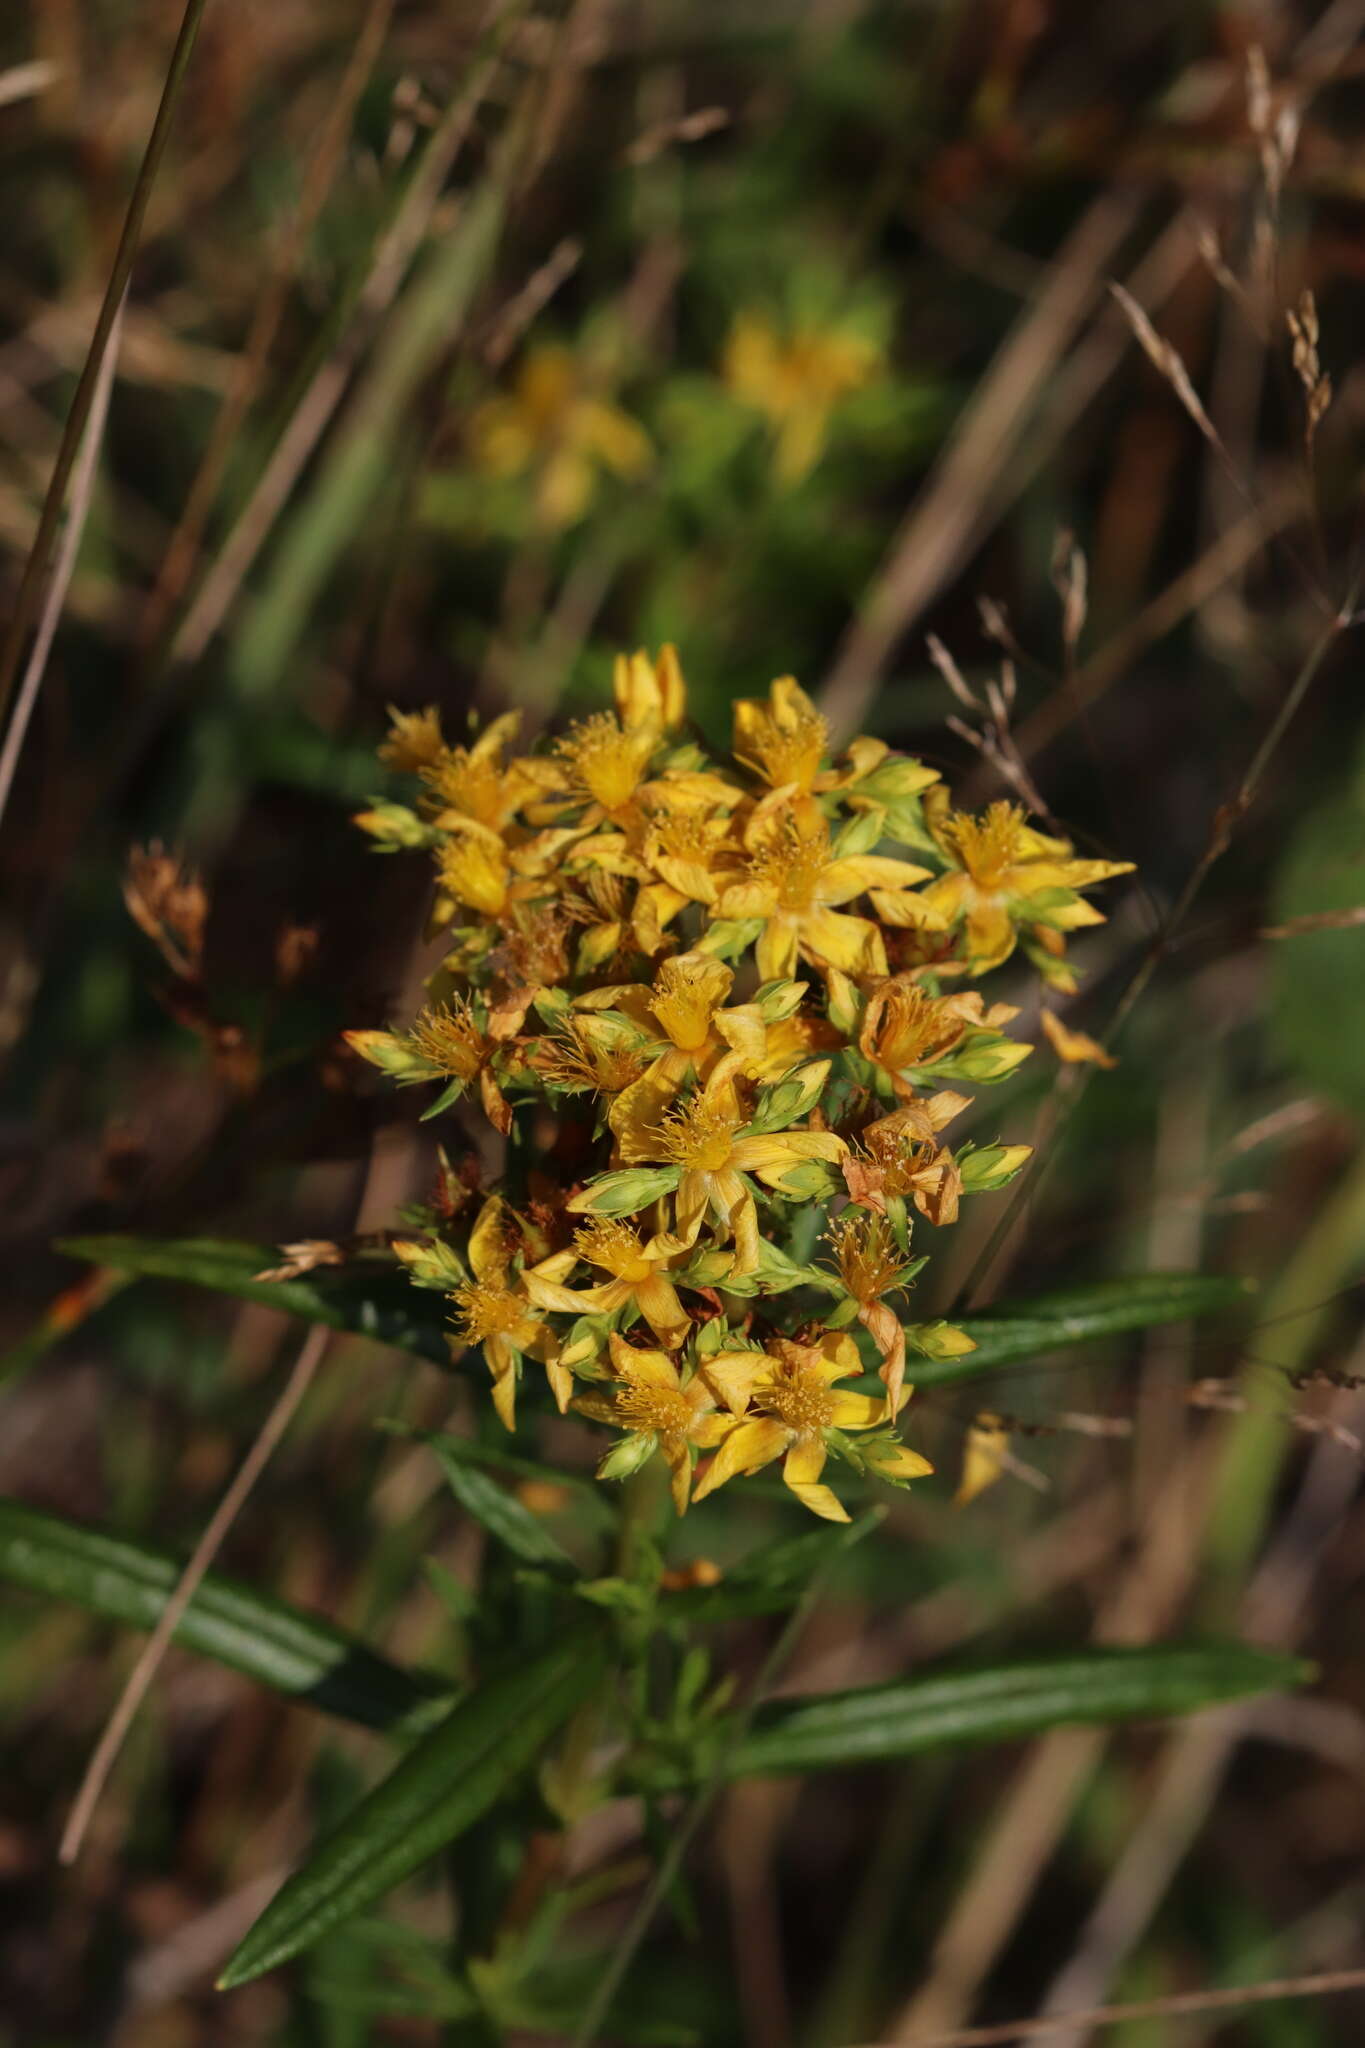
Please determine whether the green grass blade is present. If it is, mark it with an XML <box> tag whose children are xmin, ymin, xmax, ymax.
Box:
<box><xmin>0</xmin><ymin>1498</ymin><xmax>452</xmax><ymax>1737</ymax></box>
<box><xmin>714</xmin><ymin>1644</ymin><xmax>1307</xmax><ymax>1778</ymax></box>
<box><xmin>56</xmin><ymin>1235</ymin><xmax>448</xmax><ymax>1364</ymax></box>
<box><xmin>219</xmin><ymin>1634</ymin><xmax>608</xmax><ymax>1987</ymax></box>
<box><xmin>914</xmin><ymin>1272</ymin><xmax>1251</xmax><ymax>1386</ymax></box>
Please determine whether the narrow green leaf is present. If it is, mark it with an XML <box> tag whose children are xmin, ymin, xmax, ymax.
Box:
<box><xmin>912</xmin><ymin>1273</ymin><xmax>1250</xmax><ymax>1387</ymax></box>
<box><xmin>57</xmin><ymin>1236</ymin><xmax>449</xmax><ymax>1365</ymax></box>
<box><xmin>219</xmin><ymin>1635</ymin><xmax>607</xmax><ymax>1987</ymax></box>
<box><xmin>0</xmin><ymin>1499</ymin><xmax>451</xmax><ymax>1737</ymax></box>
<box><xmin>707</xmin><ymin>1644</ymin><xmax>1307</xmax><ymax>1780</ymax></box>
<box><xmin>424</xmin><ymin>1439</ymin><xmax>575</xmax><ymax>1569</ymax></box>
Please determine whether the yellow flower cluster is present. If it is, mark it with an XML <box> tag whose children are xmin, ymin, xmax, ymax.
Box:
<box><xmin>350</xmin><ymin>652</ymin><xmax>1131</xmax><ymax>1520</ymax></box>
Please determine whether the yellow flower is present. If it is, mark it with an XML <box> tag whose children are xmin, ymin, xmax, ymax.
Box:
<box><xmin>532</xmin><ymin>1013</ymin><xmax>651</xmax><ymax>1097</ymax></box>
<box><xmin>922</xmin><ymin>793</ymin><xmax>1133</xmax><ymax>974</ymax></box>
<box><xmin>522</xmin><ymin>1216</ymin><xmax>692</xmax><ymax>1351</ymax></box>
<box><xmin>843</xmin><ymin>1099</ymin><xmax>970</xmax><ymax>1227</ymax></box>
<box><xmin>723</xmin><ymin>311</ymin><xmax>881</xmax><ymax>483</ymax></box>
<box><xmin>732</xmin><ymin>675</ymin><xmax>829</xmax><ymax>794</ymax></box>
<box><xmin>470</xmin><ymin>344</ymin><xmax>651</xmax><ymax>528</ymax></box>
<box><xmin>555</xmin><ymin>712</ymin><xmax>658</xmax><ymax>823</ymax></box>
<box><xmin>718</xmin><ymin>796</ymin><xmax>937</xmax><ymax>982</ymax></box>
<box><xmin>583</xmin><ymin>1069</ymin><xmax>845</xmax><ymax>1276</ymax></box>
<box><xmin>449</xmin><ymin>1196</ymin><xmax>576</xmax><ymax>1428</ymax></box>
<box><xmin>436</xmin><ymin>820</ymin><xmax>511</xmax><ymax>921</ymax></box>
<box><xmin>694</xmin><ymin>1333</ymin><xmax>926</xmax><ymax>1522</ymax></box>
<box><xmin>858</xmin><ymin>980</ymin><xmax>969</xmax><ymax>1090</ymax></box>
<box><xmin>420</xmin><ymin>712</ymin><xmax>539</xmax><ymax>832</ymax></box>
<box><xmin>380</xmin><ymin>703</ymin><xmax>444</xmax><ymax>773</ymax></box>
<box><xmin>406</xmin><ymin>998</ymin><xmax>513</xmax><ymax>1134</ymax></box>
<box><xmin>827</xmin><ymin>1208</ymin><xmax>917</xmax><ymax>1413</ymax></box>
<box><xmin>614</xmin><ymin>644</ymin><xmax>687</xmax><ymax>733</ymax></box>
<box><xmin>577</xmin><ymin>1334</ymin><xmax>735</xmax><ymax>1514</ymax></box>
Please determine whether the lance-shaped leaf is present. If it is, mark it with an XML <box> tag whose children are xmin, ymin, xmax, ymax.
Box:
<box><xmin>421</xmin><ymin>1436</ymin><xmax>575</xmax><ymax>1570</ymax></box>
<box><xmin>0</xmin><ymin>1499</ymin><xmax>451</xmax><ymax>1737</ymax></box>
<box><xmin>57</xmin><ymin>1236</ymin><xmax>449</xmax><ymax>1365</ymax></box>
<box><xmin>911</xmin><ymin>1272</ymin><xmax>1250</xmax><ymax>1387</ymax></box>
<box><xmin>705</xmin><ymin>1643</ymin><xmax>1307</xmax><ymax>1780</ymax></box>
<box><xmin>219</xmin><ymin>1635</ymin><xmax>607</xmax><ymax>1987</ymax></box>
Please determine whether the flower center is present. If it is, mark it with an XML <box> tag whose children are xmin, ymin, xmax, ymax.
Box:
<box><xmin>757</xmin><ymin>1362</ymin><xmax>835</xmax><ymax>1436</ymax></box>
<box><xmin>407</xmin><ymin>1000</ymin><xmax>485</xmax><ymax>1081</ymax></box>
<box><xmin>829</xmin><ymin>1211</ymin><xmax>905</xmax><ymax>1303</ymax></box>
<box><xmin>943</xmin><ymin>802</ymin><xmax>1027</xmax><ymax>892</ymax></box>
<box><xmin>451</xmin><ymin>1281</ymin><xmax>526</xmax><ymax>1343</ymax></box>
<box><xmin>615</xmin><ymin>1379</ymin><xmax>693</xmax><ymax>1441</ymax></box>
<box><xmin>869</xmin><ymin>985</ymin><xmax>963</xmax><ymax>1072</ymax></box>
<box><xmin>537</xmin><ymin>1021</ymin><xmax>646</xmax><ymax>1096</ymax></box>
<box><xmin>737</xmin><ymin>701</ymin><xmax>829</xmax><ymax>793</ymax></box>
<box><xmin>574</xmin><ymin>1217</ymin><xmax>653</xmax><ymax>1282</ymax></box>
<box><xmin>649</xmin><ymin>957</ymin><xmax>732</xmax><ymax>1054</ymax></box>
<box><xmin>422</xmin><ymin>748</ymin><xmax>508</xmax><ymax>828</ymax></box>
<box><xmin>655</xmin><ymin>1094</ymin><xmax>742</xmax><ymax>1172</ymax></box>
<box><xmin>747</xmin><ymin>816</ymin><xmax>830</xmax><ymax>914</ymax></box>
<box><xmin>556</xmin><ymin>714</ymin><xmax>653</xmax><ymax>814</ymax></box>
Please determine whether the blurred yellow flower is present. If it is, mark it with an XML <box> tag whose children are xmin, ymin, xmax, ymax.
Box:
<box><xmin>723</xmin><ymin>311</ymin><xmax>882</xmax><ymax>482</ymax></box>
<box><xmin>471</xmin><ymin>344</ymin><xmax>651</xmax><ymax>527</ymax></box>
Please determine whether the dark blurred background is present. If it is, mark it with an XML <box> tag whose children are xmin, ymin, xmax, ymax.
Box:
<box><xmin>5</xmin><ymin>2</ymin><xmax>1365</xmax><ymax>2042</ymax></box>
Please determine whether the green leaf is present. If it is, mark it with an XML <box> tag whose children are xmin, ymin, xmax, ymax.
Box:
<box><xmin>57</xmin><ymin>1237</ymin><xmax>449</xmax><ymax>1365</ymax></box>
<box><xmin>422</xmin><ymin>1438</ymin><xmax>575</xmax><ymax>1569</ymax></box>
<box><xmin>219</xmin><ymin>1635</ymin><xmax>607</xmax><ymax>1987</ymax></box>
<box><xmin>911</xmin><ymin>1273</ymin><xmax>1250</xmax><ymax>1387</ymax></box>
<box><xmin>664</xmin><ymin>1645</ymin><xmax>1307</xmax><ymax>1783</ymax></box>
<box><xmin>0</xmin><ymin>1499</ymin><xmax>451</xmax><ymax>1738</ymax></box>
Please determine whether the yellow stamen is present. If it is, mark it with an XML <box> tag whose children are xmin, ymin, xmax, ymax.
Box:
<box><xmin>829</xmin><ymin>1210</ymin><xmax>907</xmax><ymax>1304</ymax></box>
<box><xmin>451</xmin><ymin>1281</ymin><xmax>526</xmax><ymax>1343</ymax></box>
<box><xmin>407</xmin><ymin>1000</ymin><xmax>485</xmax><ymax>1081</ymax></box>
<box><xmin>941</xmin><ymin>802</ymin><xmax>1028</xmax><ymax>890</ymax></box>
<box><xmin>756</xmin><ymin>1355</ymin><xmax>835</xmax><ymax>1435</ymax></box>
<box><xmin>736</xmin><ymin>699</ymin><xmax>828</xmax><ymax>792</ymax></box>
<box><xmin>422</xmin><ymin>747</ymin><xmax>508</xmax><ymax>829</ymax></box>
<box><xmin>380</xmin><ymin>705</ymin><xmax>443</xmax><ymax>773</ymax></box>
<box><xmin>556</xmin><ymin>713</ymin><xmax>654</xmax><ymax>814</ymax></box>
<box><xmin>866</xmin><ymin>983</ymin><xmax>964</xmax><ymax>1072</ymax></box>
<box><xmin>654</xmin><ymin>1093</ymin><xmax>743</xmax><ymax>1172</ymax></box>
<box><xmin>537</xmin><ymin>1019</ymin><xmax>647</xmax><ymax>1095</ymax></box>
<box><xmin>746</xmin><ymin>815</ymin><xmax>831</xmax><ymax>914</ymax></box>
<box><xmin>615</xmin><ymin>1377</ymin><xmax>694</xmax><ymax>1440</ymax></box>
<box><xmin>573</xmin><ymin>1217</ymin><xmax>654</xmax><ymax>1282</ymax></box>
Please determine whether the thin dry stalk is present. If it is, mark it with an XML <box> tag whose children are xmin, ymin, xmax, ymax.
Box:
<box><xmin>58</xmin><ymin>1324</ymin><xmax>330</xmax><ymax>1865</ymax></box>
<box><xmin>141</xmin><ymin>0</ymin><xmax>396</xmax><ymax>649</ymax></box>
<box><xmin>817</xmin><ymin>191</ymin><xmax>1141</xmax><ymax>741</ymax></box>
<box><xmin>871</xmin><ymin>1963</ymin><xmax>1365</xmax><ymax>2046</ymax></box>
<box><xmin>0</xmin><ymin>292</ymin><xmax>126</xmax><ymax>829</ymax></box>
<box><xmin>170</xmin><ymin>5</ymin><xmax>519</xmax><ymax>667</ymax></box>
<box><xmin>0</xmin><ymin>0</ymin><xmax>210</xmax><ymax>731</ymax></box>
<box><xmin>1007</xmin><ymin>489</ymin><xmax>1297</xmax><ymax>770</ymax></box>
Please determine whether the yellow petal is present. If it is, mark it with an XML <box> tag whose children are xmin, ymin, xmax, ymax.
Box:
<box><xmin>694</xmin><ymin>1416</ymin><xmax>789</xmax><ymax>1499</ymax></box>
<box><xmin>955</xmin><ymin>1414</ymin><xmax>1010</xmax><ymax>1506</ymax></box>
<box><xmin>608</xmin><ymin>1331</ymin><xmax>682</xmax><ymax>1389</ymax></box>
<box><xmin>827</xmin><ymin>1390</ymin><xmax>888</xmax><ymax>1430</ymax></box>
<box><xmin>1039</xmin><ymin>1010</ymin><xmax>1117</xmax><ymax>1068</ymax></box>
<box><xmin>783</xmin><ymin>1437</ymin><xmax>828</xmax><ymax>1487</ymax></box>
